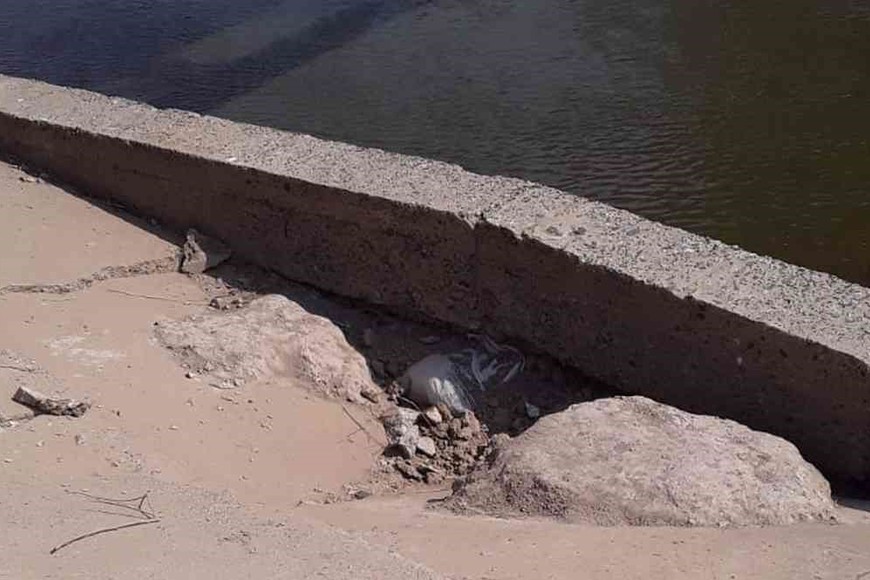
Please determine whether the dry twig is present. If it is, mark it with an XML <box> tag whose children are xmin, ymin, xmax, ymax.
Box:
<box><xmin>50</xmin><ymin>491</ymin><xmax>160</xmax><ymax>555</ymax></box>
<box><xmin>340</xmin><ymin>404</ymin><xmax>381</xmax><ymax>447</ymax></box>
<box><xmin>0</xmin><ymin>364</ymin><xmax>34</xmax><ymax>372</ymax></box>
<box><xmin>50</xmin><ymin>520</ymin><xmax>159</xmax><ymax>555</ymax></box>
<box><xmin>106</xmin><ymin>288</ymin><xmax>203</xmax><ymax>305</ymax></box>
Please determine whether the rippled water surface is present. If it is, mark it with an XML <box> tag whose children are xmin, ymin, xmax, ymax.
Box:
<box><xmin>2</xmin><ymin>0</ymin><xmax>869</xmax><ymax>283</ymax></box>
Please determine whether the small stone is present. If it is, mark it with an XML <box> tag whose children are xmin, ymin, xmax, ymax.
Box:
<box><xmin>421</xmin><ymin>406</ymin><xmax>443</xmax><ymax>425</ymax></box>
<box><xmin>395</xmin><ymin>461</ymin><xmax>422</xmax><ymax>481</ymax></box>
<box><xmin>169</xmin><ymin>425</ymin><xmax>179</xmax><ymax>431</ymax></box>
<box><xmin>461</xmin><ymin>411</ymin><xmax>481</xmax><ymax>434</ymax></box>
<box><xmin>360</xmin><ymin>384</ymin><xmax>382</xmax><ymax>404</ymax></box>
<box><xmin>436</xmin><ymin>403</ymin><xmax>455</xmax><ymax>420</ymax></box>
<box><xmin>424</xmin><ymin>470</ymin><xmax>444</xmax><ymax>485</ymax></box>
<box><xmin>382</xmin><ymin>407</ymin><xmax>421</xmax><ymax>459</ymax></box>
<box><xmin>525</xmin><ymin>402</ymin><xmax>541</xmax><ymax>419</ymax></box>
<box><xmin>353</xmin><ymin>489</ymin><xmax>372</xmax><ymax>500</ymax></box>
<box><xmin>74</xmin><ymin>434</ymin><xmax>86</xmax><ymax>446</ymax></box>
<box><xmin>416</xmin><ymin>436</ymin><xmax>437</xmax><ymax>458</ymax></box>
<box><xmin>382</xmin><ymin>408</ymin><xmax>420</xmax><ymax>439</ymax></box>
<box><xmin>181</xmin><ymin>229</ymin><xmax>232</xmax><ymax>274</ymax></box>
<box><xmin>396</xmin><ymin>427</ymin><xmax>420</xmax><ymax>459</ymax></box>
<box><xmin>185</xmin><ymin>371</ymin><xmax>197</xmax><ymax>379</ymax></box>
<box><xmin>430</xmin><ymin>422</ymin><xmax>450</xmax><ymax>440</ymax></box>
<box><xmin>209</xmin><ymin>295</ymin><xmax>242</xmax><ymax>310</ymax></box>
<box><xmin>418</xmin><ymin>336</ymin><xmax>441</xmax><ymax>345</ymax></box>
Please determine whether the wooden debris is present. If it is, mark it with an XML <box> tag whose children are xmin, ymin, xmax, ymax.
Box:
<box><xmin>12</xmin><ymin>386</ymin><xmax>90</xmax><ymax>417</ymax></box>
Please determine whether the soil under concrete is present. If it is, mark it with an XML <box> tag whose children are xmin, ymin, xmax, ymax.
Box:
<box><xmin>2</xmin><ymin>159</ymin><xmax>870</xmax><ymax>580</ymax></box>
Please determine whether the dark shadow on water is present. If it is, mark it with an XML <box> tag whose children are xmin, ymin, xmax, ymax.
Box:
<box><xmin>98</xmin><ymin>0</ymin><xmax>425</xmax><ymax>114</ymax></box>
<box><xmin>0</xmin><ymin>0</ymin><xmax>426</xmax><ymax>114</ymax></box>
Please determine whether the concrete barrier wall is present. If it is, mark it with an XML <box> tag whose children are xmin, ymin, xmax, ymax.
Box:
<box><xmin>1</xmin><ymin>74</ymin><xmax>868</xmax><ymax>487</ymax></box>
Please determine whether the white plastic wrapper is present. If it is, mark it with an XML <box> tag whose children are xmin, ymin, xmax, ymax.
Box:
<box><xmin>401</xmin><ymin>335</ymin><xmax>524</xmax><ymax>415</ymax></box>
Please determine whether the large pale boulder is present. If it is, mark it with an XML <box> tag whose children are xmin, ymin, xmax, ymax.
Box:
<box><xmin>447</xmin><ymin>396</ymin><xmax>835</xmax><ymax>527</ymax></box>
<box><xmin>154</xmin><ymin>294</ymin><xmax>379</xmax><ymax>402</ymax></box>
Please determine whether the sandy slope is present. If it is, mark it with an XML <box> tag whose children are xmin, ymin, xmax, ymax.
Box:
<box><xmin>1</xmin><ymin>159</ymin><xmax>869</xmax><ymax>580</ymax></box>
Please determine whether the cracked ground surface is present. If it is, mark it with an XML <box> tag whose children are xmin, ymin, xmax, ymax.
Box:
<box><xmin>2</xmin><ymin>158</ymin><xmax>870</xmax><ymax>580</ymax></box>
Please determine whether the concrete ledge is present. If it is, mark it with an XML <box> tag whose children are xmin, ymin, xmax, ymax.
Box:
<box><xmin>1</xmin><ymin>74</ymin><xmax>868</xmax><ymax>487</ymax></box>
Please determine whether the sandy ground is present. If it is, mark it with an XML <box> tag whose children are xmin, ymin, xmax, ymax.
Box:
<box><xmin>2</xmin><ymin>159</ymin><xmax>870</xmax><ymax>579</ymax></box>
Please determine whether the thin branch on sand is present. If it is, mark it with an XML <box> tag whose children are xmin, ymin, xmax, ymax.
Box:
<box><xmin>0</xmin><ymin>364</ymin><xmax>34</xmax><ymax>372</ymax></box>
<box><xmin>50</xmin><ymin>520</ymin><xmax>160</xmax><ymax>555</ymax></box>
<box><xmin>106</xmin><ymin>288</ymin><xmax>204</xmax><ymax>305</ymax></box>
<box><xmin>50</xmin><ymin>491</ymin><xmax>160</xmax><ymax>555</ymax></box>
<box><xmin>341</xmin><ymin>404</ymin><xmax>381</xmax><ymax>448</ymax></box>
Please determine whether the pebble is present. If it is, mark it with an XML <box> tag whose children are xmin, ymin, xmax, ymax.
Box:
<box><xmin>383</xmin><ymin>408</ymin><xmax>421</xmax><ymax>459</ymax></box>
<box><xmin>395</xmin><ymin>461</ymin><xmax>422</xmax><ymax>481</ymax></box>
<box><xmin>416</xmin><ymin>436</ymin><xmax>437</xmax><ymax>458</ymax></box>
<box><xmin>421</xmin><ymin>406</ymin><xmax>443</xmax><ymax>425</ymax></box>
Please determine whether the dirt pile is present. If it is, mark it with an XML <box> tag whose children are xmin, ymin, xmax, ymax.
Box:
<box><xmin>380</xmin><ymin>404</ymin><xmax>490</xmax><ymax>485</ymax></box>
<box><xmin>153</xmin><ymin>294</ymin><xmax>381</xmax><ymax>403</ymax></box>
<box><xmin>447</xmin><ymin>396</ymin><xmax>836</xmax><ymax>527</ymax></box>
